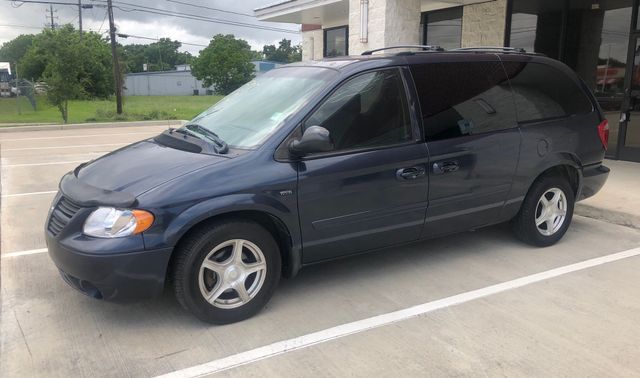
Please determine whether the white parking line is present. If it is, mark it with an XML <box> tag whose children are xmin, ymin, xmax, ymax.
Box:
<box><xmin>1</xmin><ymin>190</ymin><xmax>57</xmax><ymax>198</ymax></box>
<box><xmin>155</xmin><ymin>246</ymin><xmax>640</xmax><ymax>378</ymax></box>
<box><xmin>1</xmin><ymin>248</ymin><xmax>48</xmax><ymax>258</ymax></box>
<box><xmin>0</xmin><ymin>131</ymin><xmax>160</xmax><ymax>142</ymax></box>
<box><xmin>2</xmin><ymin>143</ymin><xmax>126</xmax><ymax>151</ymax></box>
<box><xmin>3</xmin><ymin>160</ymin><xmax>87</xmax><ymax>167</ymax></box>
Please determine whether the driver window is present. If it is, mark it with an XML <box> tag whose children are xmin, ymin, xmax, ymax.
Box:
<box><xmin>305</xmin><ymin>69</ymin><xmax>413</xmax><ymax>151</ymax></box>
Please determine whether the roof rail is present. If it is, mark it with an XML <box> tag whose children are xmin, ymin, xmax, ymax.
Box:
<box><xmin>361</xmin><ymin>45</ymin><xmax>444</xmax><ymax>56</ymax></box>
<box><xmin>451</xmin><ymin>47</ymin><xmax>527</xmax><ymax>53</ymax></box>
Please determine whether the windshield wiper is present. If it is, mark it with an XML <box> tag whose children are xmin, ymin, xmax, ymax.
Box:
<box><xmin>182</xmin><ymin>123</ymin><xmax>229</xmax><ymax>154</ymax></box>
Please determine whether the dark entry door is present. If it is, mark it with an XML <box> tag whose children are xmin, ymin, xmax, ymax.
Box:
<box><xmin>618</xmin><ymin>31</ymin><xmax>640</xmax><ymax>162</ymax></box>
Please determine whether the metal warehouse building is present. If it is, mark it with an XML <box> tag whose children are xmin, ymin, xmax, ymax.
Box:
<box><xmin>123</xmin><ymin>61</ymin><xmax>282</xmax><ymax>97</ymax></box>
<box><xmin>123</xmin><ymin>70</ymin><xmax>213</xmax><ymax>96</ymax></box>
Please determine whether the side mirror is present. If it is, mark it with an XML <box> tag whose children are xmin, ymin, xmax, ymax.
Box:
<box><xmin>289</xmin><ymin>126</ymin><xmax>334</xmax><ymax>156</ymax></box>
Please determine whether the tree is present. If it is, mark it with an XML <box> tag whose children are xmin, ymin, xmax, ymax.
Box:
<box><xmin>191</xmin><ymin>34</ymin><xmax>255</xmax><ymax>95</ymax></box>
<box><xmin>122</xmin><ymin>38</ymin><xmax>193</xmax><ymax>73</ymax></box>
<box><xmin>0</xmin><ymin>34</ymin><xmax>35</xmax><ymax>74</ymax></box>
<box><xmin>20</xmin><ymin>25</ymin><xmax>114</xmax><ymax>122</ymax></box>
<box><xmin>262</xmin><ymin>39</ymin><xmax>302</xmax><ymax>63</ymax></box>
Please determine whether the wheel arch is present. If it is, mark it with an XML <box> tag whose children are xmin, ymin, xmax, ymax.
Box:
<box><xmin>164</xmin><ymin>195</ymin><xmax>302</xmax><ymax>281</ymax></box>
<box><xmin>527</xmin><ymin>153</ymin><xmax>583</xmax><ymax>198</ymax></box>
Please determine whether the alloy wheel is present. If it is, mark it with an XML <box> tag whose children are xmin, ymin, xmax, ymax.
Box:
<box><xmin>535</xmin><ymin>188</ymin><xmax>568</xmax><ymax>236</ymax></box>
<box><xmin>198</xmin><ymin>239</ymin><xmax>267</xmax><ymax>309</ymax></box>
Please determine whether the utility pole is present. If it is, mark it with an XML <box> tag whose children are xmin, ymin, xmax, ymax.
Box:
<box><xmin>47</xmin><ymin>4</ymin><xmax>56</xmax><ymax>29</ymax></box>
<box><xmin>106</xmin><ymin>0</ymin><xmax>123</xmax><ymax>114</ymax></box>
<box><xmin>78</xmin><ymin>0</ymin><xmax>82</xmax><ymax>39</ymax></box>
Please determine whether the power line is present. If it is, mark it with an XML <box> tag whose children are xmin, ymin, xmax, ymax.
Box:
<box><xmin>117</xmin><ymin>33</ymin><xmax>207</xmax><ymax>48</ymax></box>
<box><xmin>90</xmin><ymin>0</ymin><xmax>299</xmax><ymax>34</ymax></box>
<box><xmin>6</xmin><ymin>0</ymin><xmax>94</xmax><ymax>37</ymax></box>
<box><xmin>8</xmin><ymin>0</ymin><xmax>76</xmax><ymax>5</ymax></box>
<box><xmin>96</xmin><ymin>8</ymin><xmax>108</xmax><ymax>32</ymax></box>
<box><xmin>0</xmin><ymin>22</ymin><xmax>207</xmax><ymax>49</ymax></box>
<box><xmin>0</xmin><ymin>24</ymin><xmax>43</xmax><ymax>29</ymax></box>
<box><xmin>165</xmin><ymin>0</ymin><xmax>253</xmax><ymax>17</ymax></box>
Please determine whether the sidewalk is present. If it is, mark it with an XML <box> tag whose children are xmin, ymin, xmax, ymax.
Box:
<box><xmin>0</xmin><ymin>119</ymin><xmax>186</xmax><ymax>132</ymax></box>
<box><xmin>576</xmin><ymin>159</ymin><xmax>640</xmax><ymax>229</ymax></box>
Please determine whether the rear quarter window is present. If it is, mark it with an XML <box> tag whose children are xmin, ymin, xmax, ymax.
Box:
<box><xmin>410</xmin><ymin>61</ymin><xmax>517</xmax><ymax>142</ymax></box>
<box><xmin>502</xmin><ymin>61</ymin><xmax>593</xmax><ymax>123</ymax></box>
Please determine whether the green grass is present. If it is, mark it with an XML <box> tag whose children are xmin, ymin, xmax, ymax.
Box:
<box><xmin>0</xmin><ymin>95</ymin><xmax>223</xmax><ymax>125</ymax></box>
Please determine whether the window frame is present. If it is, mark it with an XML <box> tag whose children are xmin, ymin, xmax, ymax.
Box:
<box><xmin>421</xmin><ymin>6</ymin><xmax>463</xmax><ymax>49</ymax></box>
<box><xmin>277</xmin><ymin>67</ymin><xmax>422</xmax><ymax>161</ymax></box>
<box><xmin>504</xmin><ymin>61</ymin><xmax>595</xmax><ymax>125</ymax></box>
<box><xmin>408</xmin><ymin>60</ymin><xmax>520</xmax><ymax>143</ymax></box>
<box><xmin>323</xmin><ymin>25</ymin><xmax>349</xmax><ymax>58</ymax></box>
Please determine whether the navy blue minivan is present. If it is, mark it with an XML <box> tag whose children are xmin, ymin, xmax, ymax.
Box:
<box><xmin>46</xmin><ymin>47</ymin><xmax>610</xmax><ymax>323</ymax></box>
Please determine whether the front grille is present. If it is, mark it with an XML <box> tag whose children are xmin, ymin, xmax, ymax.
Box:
<box><xmin>48</xmin><ymin>197</ymin><xmax>83</xmax><ymax>236</ymax></box>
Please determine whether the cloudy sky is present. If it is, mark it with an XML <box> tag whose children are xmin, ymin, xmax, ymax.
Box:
<box><xmin>0</xmin><ymin>0</ymin><xmax>301</xmax><ymax>54</ymax></box>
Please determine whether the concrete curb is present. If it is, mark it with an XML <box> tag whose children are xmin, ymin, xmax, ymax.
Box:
<box><xmin>575</xmin><ymin>203</ymin><xmax>640</xmax><ymax>230</ymax></box>
<box><xmin>0</xmin><ymin>119</ymin><xmax>188</xmax><ymax>133</ymax></box>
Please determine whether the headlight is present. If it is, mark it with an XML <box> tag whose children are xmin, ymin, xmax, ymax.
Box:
<box><xmin>83</xmin><ymin>207</ymin><xmax>154</xmax><ymax>238</ymax></box>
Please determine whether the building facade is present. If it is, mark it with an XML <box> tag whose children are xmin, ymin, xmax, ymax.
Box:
<box><xmin>256</xmin><ymin>0</ymin><xmax>640</xmax><ymax>162</ymax></box>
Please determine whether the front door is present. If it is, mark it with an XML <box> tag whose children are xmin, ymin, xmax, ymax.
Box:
<box><xmin>297</xmin><ymin>68</ymin><xmax>429</xmax><ymax>263</ymax></box>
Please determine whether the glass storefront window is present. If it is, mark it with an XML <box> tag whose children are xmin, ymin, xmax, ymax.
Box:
<box><xmin>324</xmin><ymin>26</ymin><xmax>348</xmax><ymax>57</ymax></box>
<box><xmin>422</xmin><ymin>7</ymin><xmax>463</xmax><ymax>49</ymax></box>
<box><xmin>509</xmin><ymin>0</ymin><xmax>633</xmax><ymax>153</ymax></box>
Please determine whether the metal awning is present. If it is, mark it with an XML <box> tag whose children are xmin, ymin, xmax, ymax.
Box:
<box><xmin>255</xmin><ymin>0</ymin><xmax>348</xmax><ymax>25</ymax></box>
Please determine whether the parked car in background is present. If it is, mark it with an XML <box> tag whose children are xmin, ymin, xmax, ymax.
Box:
<box><xmin>46</xmin><ymin>47</ymin><xmax>609</xmax><ymax>324</ymax></box>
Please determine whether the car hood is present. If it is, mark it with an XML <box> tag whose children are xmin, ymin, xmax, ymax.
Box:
<box><xmin>75</xmin><ymin>138</ymin><xmax>229</xmax><ymax>197</ymax></box>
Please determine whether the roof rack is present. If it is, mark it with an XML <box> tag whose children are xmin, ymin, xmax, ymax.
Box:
<box><xmin>451</xmin><ymin>47</ymin><xmax>527</xmax><ymax>53</ymax></box>
<box><xmin>361</xmin><ymin>45</ymin><xmax>444</xmax><ymax>56</ymax></box>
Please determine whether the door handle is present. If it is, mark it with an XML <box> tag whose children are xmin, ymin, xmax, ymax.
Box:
<box><xmin>433</xmin><ymin>161</ymin><xmax>459</xmax><ymax>174</ymax></box>
<box><xmin>396</xmin><ymin>166</ymin><xmax>426</xmax><ymax>180</ymax></box>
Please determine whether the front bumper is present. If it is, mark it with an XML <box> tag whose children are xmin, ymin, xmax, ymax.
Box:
<box><xmin>578</xmin><ymin>163</ymin><xmax>610</xmax><ymax>201</ymax></box>
<box><xmin>46</xmin><ymin>232</ymin><xmax>173</xmax><ymax>302</ymax></box>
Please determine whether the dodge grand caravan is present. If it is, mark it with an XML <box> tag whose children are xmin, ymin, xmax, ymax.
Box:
<box><xmin>46</xmin><ymin>46</ymin><xmax>610</xmax><ymax>324</ymax></box>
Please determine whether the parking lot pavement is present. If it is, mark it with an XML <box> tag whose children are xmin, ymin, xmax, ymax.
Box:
<box><xmin>1</xmin><ymin>125</ymin><xmax>640</xmax><ymax>377</ymax></box>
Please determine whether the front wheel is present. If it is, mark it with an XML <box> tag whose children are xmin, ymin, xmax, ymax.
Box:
<box><xmin>512</xmin><ymin>175</ymin><xmax>575</xmax><ymax>247</ymax></box>
<box><xmin>172</xmin><ymin>220</ymin><xmax>281</xmax><ymax>324</ymax></box>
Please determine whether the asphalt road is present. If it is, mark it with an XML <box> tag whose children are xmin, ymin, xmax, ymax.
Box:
<box><xmin>1</xmin><ymin>125</ymin><xmax>639</xmax><ymax>377</ymax></box>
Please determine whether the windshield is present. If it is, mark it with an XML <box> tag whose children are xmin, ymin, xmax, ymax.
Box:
<box><xmin>189</xmin><ymin>66</ymin><xmax>337</xmax><ymax>149</ymax></box>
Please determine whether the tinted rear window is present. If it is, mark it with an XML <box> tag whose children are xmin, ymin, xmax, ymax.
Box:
<box><xmin>502</xmin><ymin>61</ymin><xmax>593</xmax><ymax>123</ymax></box>
<box><xmin>410</xmin><ymin>61</ymin><xmax>517</xmax><ymax>141</ymax></box>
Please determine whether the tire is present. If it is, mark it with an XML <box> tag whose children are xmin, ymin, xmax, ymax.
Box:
<box><xmin>172</xmin><ymin>219</ymin><xmax>281</xmax><ymax>324</ymax></box>
<box><xmin>512</xmin><ymin>174</ymin><xmax>575</xmax><ymax>247</ymax></box>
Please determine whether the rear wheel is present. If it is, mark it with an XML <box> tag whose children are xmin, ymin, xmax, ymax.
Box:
<box><xmin>512</xmin><ymin>175</ymin><xmax>575</xmax><ymax>247</ymax></box>
<box><xmin>172</xmin><ymin>220</ymin><xmax>281</xmax><ymax>324</ymax></box>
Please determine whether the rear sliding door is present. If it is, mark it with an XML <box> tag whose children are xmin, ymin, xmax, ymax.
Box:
<box><xmin>409</xmin><ymin>58</ymin><xmax>521</xmax><ymax>238</ymax></box>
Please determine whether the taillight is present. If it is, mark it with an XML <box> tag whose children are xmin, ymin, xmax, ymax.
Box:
<box><xmin>597</xmin><ymin>119</ymin><xmax>609</xmax><ymax>150</ymax></box>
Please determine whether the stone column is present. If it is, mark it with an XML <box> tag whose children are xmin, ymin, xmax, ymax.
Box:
<box><xmin>461</xmin><ymin>0</ymin><xmax>508</xmax><ymax>47</ymax></box>
<box><xmin>302</xmin><ymin>25</ymin><xmax>324</xmax><ymax>61</ymax></box>
<box><xmin>349</xmin><ymin>0</ymin><xmax>421</xmax><ymax>55</ymax></box>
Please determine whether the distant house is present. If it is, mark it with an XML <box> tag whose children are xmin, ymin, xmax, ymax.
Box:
<box><xmin>124</xmin><ymin>62</ymin><xmax>283</xmax><ymax>96</ymax></box>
